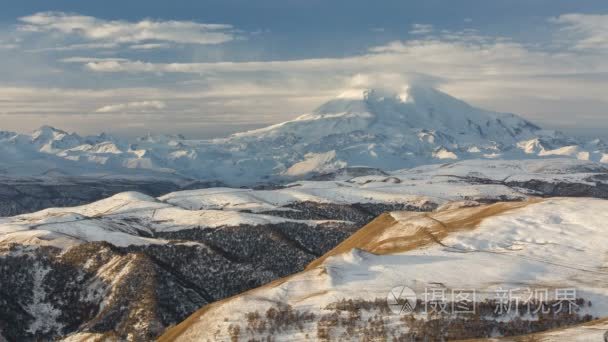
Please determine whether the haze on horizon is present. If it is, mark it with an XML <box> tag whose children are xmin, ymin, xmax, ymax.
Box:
<box><xmin>1</xmin><ymin>0</ymin><xmax>607</xmax><ymax>140</ymax></box>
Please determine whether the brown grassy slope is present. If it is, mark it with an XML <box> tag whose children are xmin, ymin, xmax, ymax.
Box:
<box><xmin>307</xmin><ymin>199</ymin><xmax>540</xmax><ymax>269</ymax></box>
<box><xmin>158</xmin><ymin>199</ymin><xmax>540</xmax><ymax>341</ymax></box>
<box><xmin>156</xmin><ymin>265</ymin><xmax>329</xmax><ymax>342</ymax></box>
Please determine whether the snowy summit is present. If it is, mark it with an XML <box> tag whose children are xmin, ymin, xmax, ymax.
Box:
<box><xmin>0</xmin><ymin>84</ymin><xmax>605</xmax><ymax>185</ymax></box>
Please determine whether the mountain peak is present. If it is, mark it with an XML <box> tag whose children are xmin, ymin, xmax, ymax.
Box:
<box><xmin>30</xmin><ymin>126</ymin><xmax>85</xmax><ymax>153</ymax></box>
<box><xmin>31</xmin><ymin>125</ymin><xmax>68</xmax><ymax>142</ymax></box>
<box><xmin>313</xmin><ymin>85</ymin><xmax>415</xmax><ymax>115</ymax></box>
<box><xmin>335</xmin><ymin>83</ymin><xmax>434</xmax><ymax>101</ymax></box>
<box><xmin>363</xmin><ymin>87</ymin><xmax>406</xmax><ymax>102</ymax></box>
<box><xmin>33</xmin><ymin>125</ymin><xmax>66</xmax><ymax>135</ymax></box>
<box><xmin>329</xmin><ymin>84</ymin><xmax>474</xmax><ymax>115</ymax></box>
<box><xmin>238</xmin><ymin>84</ymin><xmax>542</xmax><ymax>151</ymax></box>
<box><xmin>2</xmin><ymin>85</ymin><xmax>596</xmax><ymax>184</ymax></box>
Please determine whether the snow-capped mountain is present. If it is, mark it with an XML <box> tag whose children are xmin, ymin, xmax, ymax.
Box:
<box><xmin>1</xmin><ymin>84</ymin><xmax>606</xmax><ymax>185</ymax></box>
<box><xmin>232</xmin><ymin>85</ymin><xmax>540</xmax><ymax>146</ymax></box>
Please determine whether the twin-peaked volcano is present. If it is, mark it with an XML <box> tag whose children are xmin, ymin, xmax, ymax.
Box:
<box><xmin>0</xmin><ymin>84</ymin><xmax>605</xmax><ymax>184</ymax></box>
<box><xmin>234</xmin><ymin>85</ymin><xmax>540</xmax><ymax>145</ymax></box>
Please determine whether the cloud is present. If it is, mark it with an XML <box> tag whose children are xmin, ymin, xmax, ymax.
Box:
<box><xmin>18</xmin><ymin>12</ymin><xmax>237</xmax><ymax>47</ymax></box>
<box><xmin>0</xmin><ymin>85</ymin><xmax>317</xmax><ymax>137</ymax></box>
<box><xmin>128</xmin><ymin>43</ymin><xmax>171</xmax><ymax>50</ymax></box>
<box><xmin>0</xmin><ymin>43</ymin><xmax>18</xmax><ymax>49</ymax></box>
<box><xmin>551</xmin><ymin>13</ymin><xmax>608</xmax><ymax>50</ymax></box>
<box><xmin>95</xmin><ymin>100</ymin><xmax>167</xmax><ymax>113</ymax></box>
<box><xmin>81</xmin><ymin>34</ymin><xmax>601</xmax><ymax>80</ymax></box>
<box><xmin>49</xmin><ymin>16</ymin><xmax>608</xmax><ymax>138</ymax></box>
<box><xmin>26</xmin><ymin>42</ymin><xmax>120</xmax><ymax>52</ymax></box>
<box><xmin>60</xmin><ymin>57</ymin><xmax>129</xmax><ymax>63</ymax></box>
<box><xmin>3</xmin><ymin>12</ymin><xmax>608</xmax><ymax>138</ymax></box>
<box><xmin>409</xmin><ymin>24</ymin><xmax>434</xmax><ymax>35</ymax></box>
<box><xmin>0</xmin><ymin>37</ymin><xmax>19</xmax><ymax>50</ymax></box>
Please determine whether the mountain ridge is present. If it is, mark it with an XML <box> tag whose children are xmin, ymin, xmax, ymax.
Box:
<box><xmin>3</xmin><ymin>158</ymin><xmax>608</xmax><ymax>340</ymax></box>
<box><xmin>159</xmin><ymin>197</ymin><xmax>608</xmax><ymax>341</ymax></box>
<box><xmin>1</xmin><ymin>84</ymin><xmax>606</xmax><ymax>185</ymax></box>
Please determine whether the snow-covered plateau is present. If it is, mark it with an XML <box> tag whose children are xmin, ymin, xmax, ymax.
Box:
<box><xmin>1</xmin><ymin>158</ymin><xmax>608</xmax><ymax>340</ymax></box>
<box><xmin>161</xmin><ymin>197</ymin><xmax>608</xmax><ymax>341</ymax></box>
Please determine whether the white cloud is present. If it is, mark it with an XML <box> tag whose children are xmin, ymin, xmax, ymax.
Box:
<box><xmin>0</xmin><ymin>38</ymin><xmax>19</xmax><ymax>49</ymax></box>
<box><xmin>3</xmin><ymin>13</ymin><xmax>608</xmax><ymax>138</ymax></box>
<box><xmin>128</xmin><ymin>43</ymin><xmax>171</xmax><ymax>50</ymax></box>
<box><xmin>82</xmin><ymin>35</ymin><xmax>603</xmax><ymax>80</ymax></box>
<box><xmin>410</xmin><ymin>24</ymin><xmax>433</xmax><ymax>35</ymax></box>
<box><xmin>551</xmin><ymin>13</ymin><xmax>608</xmax><ymax>50</ymax></box>
<box><xmin>26</xmin><ymin>42</ymin><xmax>119</xmax><ymax>52</ymax></box>
<box><xmin>95</xmin><ymin>100</ymin><xmax>167</xmax><ymax>113</ymax></box>
<box><xmin>18</xmin><ymin>12</ymin><xmax>236</xmax><ymax>47</ymax></box>
<box><xmin>0</xmin><ymin>43</ymin><xmax>18</xmax><ymax>49</ymax></box>
<box><xmin>0</xmin><ymin>85</ymin><xmax>319</xmax><ymax>137</ymax></box>
<box><xmin>53</xmin><ymin>17</ymin><xmax>608</xmax><ymax>137</ymax></box>
<box><xmin>60</xmin><ymin>57</ymin><xmax>129</xmax><ymax>63</ymax></box>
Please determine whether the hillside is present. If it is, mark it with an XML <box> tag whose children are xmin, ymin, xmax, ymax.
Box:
<box><xmin>2</xmin><ymin>158</ymin><xmax>608</xmax><ymax>340</ymax></box>
<box><xmin>160</xmin><ymin>197</ymin><xmax>608</xmax><ymax>341</ymax></box>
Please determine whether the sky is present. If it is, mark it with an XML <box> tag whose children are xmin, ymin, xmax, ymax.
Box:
<box><xmin>0</xmin><ymin>0</ymin><xmax>607</xmax><ymax>138</ymax></box>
